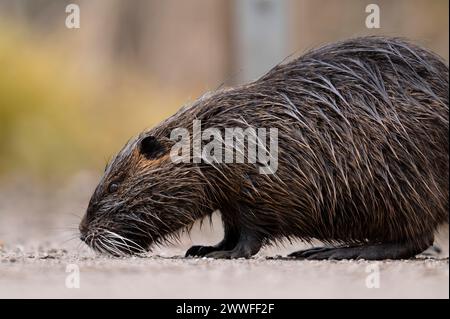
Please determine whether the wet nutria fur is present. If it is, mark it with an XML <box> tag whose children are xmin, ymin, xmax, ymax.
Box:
<box><xmin>79</xmin><ymin>36</ymin><xmax>449</xmax><ymax>260</ymax></box>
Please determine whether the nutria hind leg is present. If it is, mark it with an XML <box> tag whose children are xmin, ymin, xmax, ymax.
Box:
<box><xmin>288</xmin><ymin>246</ymin><xmax>335</xmax><ymax>258</ymax></box>
<box><xmin>289</xmin><ymin>235</ymin><xmax>434</xmax><ymax>260</ymax></box>
<box><xmin>185</xmin><ymin>223</ymin><xmax>240</xmax><ymax>257</ymax></box>
<box><xmin>184</xmin><ymin>237</ymin><xmax>237</xmax><ymax>257</ymax></box>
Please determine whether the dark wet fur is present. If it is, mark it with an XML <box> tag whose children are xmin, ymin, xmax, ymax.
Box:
<box><xmin>80</xmin><ymin>36</ymin><xmax>449</xmax><ymax>259</ymax></box>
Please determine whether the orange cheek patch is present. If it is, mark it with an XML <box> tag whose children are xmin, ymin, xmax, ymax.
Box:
<box><xmin>136</xmin><ymin>153</ymin><xmax>171</xmax><ymax>170</ymax></box>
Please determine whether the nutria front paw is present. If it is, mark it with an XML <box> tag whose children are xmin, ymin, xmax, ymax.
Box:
<box><xmin>186</xmin><ymin>246</ymin><xmax>251</xmax><ymax>259</ymax></box>
<box><xmin>205</xmin><ymin>248</ymin><xmax>254</xmax><ymax>259</ymax></box>
<box><xmin>185</xmin><ymin>245</ymin><xmax>218</xmax><ymax>257</ymax></box>
<box><xmin>205</xmin><ymin>251</ymin><xmax>238</xmax><ymax>259</ymax></box>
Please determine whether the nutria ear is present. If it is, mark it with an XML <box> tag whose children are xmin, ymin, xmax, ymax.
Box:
<box><xmin>139</xmin><ymin>135</ymin><xmax>166</xmax><ymax>160</ymax></box>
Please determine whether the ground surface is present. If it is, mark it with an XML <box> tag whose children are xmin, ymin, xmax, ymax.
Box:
<box><xmin>0</xmin><ymin>173</ymin><xmax>448</xmax><ymax>298</ymax></box>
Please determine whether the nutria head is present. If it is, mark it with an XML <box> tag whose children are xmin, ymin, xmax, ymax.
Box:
<box><xmin>79</xmin><ymin>132</ymin><xmax>210</xmax><ymax>256</ymax></box>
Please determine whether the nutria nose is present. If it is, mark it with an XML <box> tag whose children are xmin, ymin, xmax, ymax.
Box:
<box><xmin>79</xmin><ymin>232</ymin><xmax>87</xmax><ymax>242</ymax></box>
<box><xmin>79</xmin><ymin>215</ymin><xmax>89</xmax><ymax>241</ymax></box>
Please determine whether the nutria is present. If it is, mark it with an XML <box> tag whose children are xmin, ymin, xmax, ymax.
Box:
<box><xmin>79</xmin><ymin>36</ymin><xmax>449</xmax><ymax>260</ymax></box>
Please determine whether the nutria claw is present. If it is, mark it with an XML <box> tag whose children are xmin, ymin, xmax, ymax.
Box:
<box><xmin>185</xmin><ymin>245</ymin><xmax>218</xmax><ymax>257</ymax></box>
<box><xmin>203</xmin><ymin>245</ymin><xmax>258</xmax><ymax>259</ymax></box>
<box><xmin>205</xmin><ymin>250</ymin><xmax>247</xmax><ymax>259</ymax></box>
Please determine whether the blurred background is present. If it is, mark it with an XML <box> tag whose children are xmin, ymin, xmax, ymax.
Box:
<box><xmin>0</xmin><ymin>0</ymin><xmax>448</xmax><ymax>180</ymax></box>
<box><xmin>0</xmin><ymin>1</ymin><xmax>448</xmax><ymax>298</ymax></box>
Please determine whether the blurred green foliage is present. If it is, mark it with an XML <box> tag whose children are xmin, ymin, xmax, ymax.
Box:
<box><xmin>0</xmin><ymin>25</ymin><xmax>185</xmax><ymax>179</ymax></box>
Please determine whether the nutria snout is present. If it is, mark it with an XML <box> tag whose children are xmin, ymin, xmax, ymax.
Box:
<box><xmin>80</xmin><ymin>36</ymin><xmax>449</xmax><ymax>259</ymax></box>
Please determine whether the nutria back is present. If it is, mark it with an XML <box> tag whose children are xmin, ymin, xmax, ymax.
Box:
<box><xmin>80</xmin><ymin>36</ymin><xmax>449</xmax><ymax>259</ymax></box>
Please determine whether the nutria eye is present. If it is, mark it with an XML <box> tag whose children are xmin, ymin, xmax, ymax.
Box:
<box><xmin>109</xmin><ymin>183</ymin><xmax>119</xmax><ymax>193</ymax></box>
